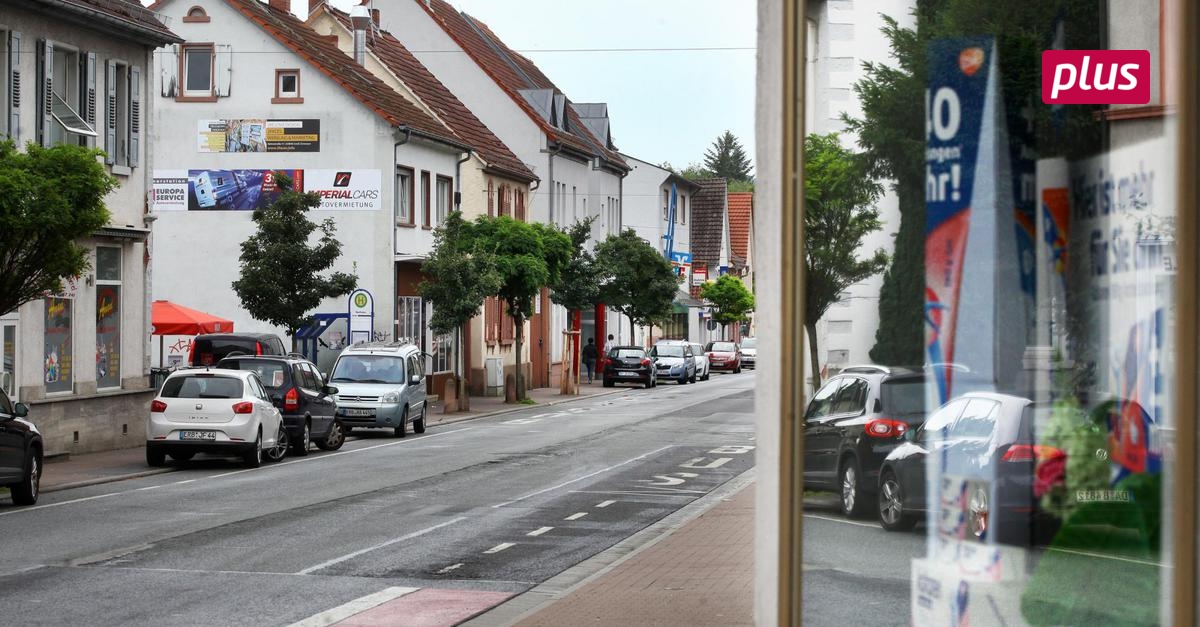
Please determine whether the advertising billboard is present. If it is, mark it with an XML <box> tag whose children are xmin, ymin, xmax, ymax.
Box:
<box><xmin>197</xmin><ymin>119</ymin><xmax>321</xmax><ymax>153</ymax></box>
<box><xmin>151</xmin><ymin>169</ymin><xmax>382</xmax><ymax>212</ymax></box>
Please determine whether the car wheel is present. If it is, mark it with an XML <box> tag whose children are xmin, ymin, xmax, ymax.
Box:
<box><xmin>968</xmin><ymin>484</ymin><xmax>989</xmax><ymax>540</ymax></box>
<box><xmin>10</xmin><ymin>451</ymin><xmax>41</xmax><ymax>506</ymax></box>
<box><xmin>169</xmin><ymin>451</ymin><xmax>195</xmax><ymax>462</ymax></box>
<box><xmin>689</xmin><ymin>372</ymin><xmax>697</xmax><ymax>383</ymax></box>
<box><xmin>644</xmin><ymin>378</ymin><xmax>652</xmax><ymax>389</ymax></box>
<box><xmin>878</xmin><ymin>471</ymin><xmax>918</xmax><ymax>532</ymax></box>
<box><xmin>316</xmin><ymin>421</ymin><xmax>346</xmax><ymax>451</ymax></box>
<box><xmin>702</xmin><ymin>371</ymin><xmax>710</xmax><ymax>381</ymax></box>
<box><xmin>291</xmin><ymin>421</ymin><xmax>311</xmax><ymax>456</ymax></box>
<box><xmin>603</xmin><ymin>379</ymin><xmax>614</xmax><ymax>388</ymax></box>
<box><xmin>264</xmin><ymin>424</ymin><xmax>289</xmax><ymax>463</ymax></box>
<box><xmin>734</xmin><ymin>366</ymin><xmax>742</xmax><ymax>374</ymax></box>
<box><xmin>394</xmin><ymin>407</ymin><xmax>408</xmax><ymax>438</ymax></box>
<box><xmin>243</xmin><ymin>430</ymin><xmax>263</xmax><ymax>468</ymax></box>
<box><xmin>413</xmin><ymin>405</ymin><xmax>427</xmax><ymax>434</ymax></box>
<box><xmin>146</xmin><ymin>446</ymin><xmax>166</xmax><ymax>467</ymax></box>
<box><xmin>839</xmin><ymin>459</ymin><xmax>868</xmax><ymax>518</ymax></box>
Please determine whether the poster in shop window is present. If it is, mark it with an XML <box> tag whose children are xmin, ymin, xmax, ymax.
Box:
<box><xmin>96</xmin><ymin>286</ymin><xmax>120</xmax><ymax>389</ymax></box>
<box><xmin>197</xmin><ymin>119</ymin><xmax>321</xmax><ymax>153</ymax></box>
<box><xmin>44</xmin><ymin>298</ymin><xmax>72</xmax><ymax>394</ymax></box>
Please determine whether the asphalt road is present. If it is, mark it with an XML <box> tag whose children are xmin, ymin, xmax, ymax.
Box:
<box><xmin>0</xmin><ymin>373</ymin><xmax>755</xmax><ymax>626</ymax></box>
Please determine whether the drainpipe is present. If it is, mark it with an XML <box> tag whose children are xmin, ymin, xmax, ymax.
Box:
<box><xmin>454</xmin><ymin>150</ymin><xmax>471</xmax><ymax>211</ymax></box>
<box><xmin>391</xmin><ymin>127</ymin><xmax>412</xmax><ymax>340</ymax></box>
<box><xmin>453</xmin><ymin>149</ymin><xmax>471</xmax><ymax>406</ymax></box>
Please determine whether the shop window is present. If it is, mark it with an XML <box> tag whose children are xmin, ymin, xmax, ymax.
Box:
<box><xmin>396</xmin><ymin>296</ymin><xmax>422</xmax><ymax>345</ymax></box>
<box><xmin>95</xmin><ymin>247</ymin><xmax>121</xmax><ymax>389</ymax></box>
<box><xmin>43</xmin><ymin>297</ymin><xmax>72</xmax><ymax>394</ymax></box>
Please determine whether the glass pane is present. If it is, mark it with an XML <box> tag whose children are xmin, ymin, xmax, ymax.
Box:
<box><xmin>185</xmin><ymin>48</ymin><xmax>211</xmax><ymax>92</ymax></box>
<box><xmin>44</xmin><ymin>297</ymin><xmax>72</xmax><ymax>394</ymax></box>
<box><xmin>2</xmin><ymin>325</ymin><xmax>13</xmax><ymax>397</ymax></box>
<box><xmin>96</xmin><ymin>247</ymin><xmax>120</xmax><ymax>282</ymax></box>
<box><xmin>96</xmin><ymin>286</ymin><xmax>119</xmax><ymax>389</ymax></box>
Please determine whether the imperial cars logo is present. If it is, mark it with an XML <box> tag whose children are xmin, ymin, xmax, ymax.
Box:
<box><xmin>333</xmin><ymin>171</ymin><xmax>352</xmax><ymax>187</ymax></box>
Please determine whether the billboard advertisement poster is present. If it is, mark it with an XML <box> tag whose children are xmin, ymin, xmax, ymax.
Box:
<box><xmin>692</xmin><ymin>267</ymin><xmax>708</xmax><ymax>286</ymax></box>
<box><xmin>197</xmin><ymin>119</ymin><xmax>321</xmax><ymax>153</ymax></box>
<box><xmin>152</xmin><ymin>169</ymin><xmax>381</xmax><ymax>212</ymax></box>
<box><xmin>670</xmin><ymin>251</ymin><xmax>692</xmax><ymax>279</ymax></box>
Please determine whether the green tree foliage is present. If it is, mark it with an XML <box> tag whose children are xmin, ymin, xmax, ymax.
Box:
<box><xmin>232</xmin><ymin>173</ymin><xmax>357</xmax><ymax>348</ymax></box>
<box><xmin>550</xmin><ymin>217</ymin><xmax>601</xmax><ymax>313</ymax></box>
<box><xmin>700</xmin><ymin>274</ymin><xmax>755</xmax><ymax>335</ymax></box>
<box><xmin>804</xmin><ymin>133</ymin><xmax>888</xmax><ymax>391</ymax></box>
<box><xmin>702</xmin><ymin>131</ymin><xmax>753</xmax><ymax>182</ymax></box>
<box><xmin>595</xmin><ymin>229</ymin><xmax>680</xmax><ymax>333</ymax></box>
<box><xmin>0</xmin><ymin>140</ymin><xmax>116</xmax><ymax>315</ymax></box>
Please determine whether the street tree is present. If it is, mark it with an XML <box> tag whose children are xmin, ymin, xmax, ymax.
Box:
<box><xmin>232</xmin><ymin>172</ymin><xmax>357</xmax><ymax>349</ymax></box>
<box><xmin>595</xmin><ymin>229</ymin><xmax>680</xmax><ymax>338</ymax></box>
<box><xmin>469</xmin><ymin>216</ymin><xmax>572</xmax><ymax>401</ymax></box>
<box><xmin>550</xmin><ymin>217</ymin><xmax>601</xmax><ymax>391</ymax></box>
<box><xmin>702</xmin><ymin>130</ymin><xmax>753</xmax><ymax>182</ymax></box>
<box><xmin>803</xmin><ymin>133</ymin><xmax>888</xmax><ymax>393</ymax></box>
<box><xmin>419</xmin><ymin>212</ymin><xmax>501</xmax><ymax>405</ymax></box>
<box><xmin>0</xmin><ymin>140</ymin><xmax>116</xmax><ymax>316</ymax></box>
<box><xmin>699</xmin><ymin>274</ymin><xmax>755</xmax><ymax>338</ymax></box>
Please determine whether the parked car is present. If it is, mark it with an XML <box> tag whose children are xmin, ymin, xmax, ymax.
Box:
<box><xmin>739</xmin><ymin>337</ymin><xmax>757</xmax><ymax>369</ymax></box>
<box><xmin>217</xmin><ymin>355</ymin><xmax>344</xmax><ymax>455</ymax></box>
<box><xmin>0</xmin><ymin>388</ymin><xmax>41</xmax><ymax>505</ymax></box>
<box><xmin>802</xmin><ymin>366</ymin><xmax>928</xmax><ymax>517</ymax></box>
<box><xmin>705</xmin><ymin>341</ymin><xmax>742</xmax><ymax>373</ymax></box>
<box><xmin>188</xmin><ymin>333</ymin><xmax>287</xmax><ymax>366</ymax></box>
<box><xmin>602</xmin><ymin>346</ymin><xmax>657</xmax><ymax>388</ymax></box>
<box><xmin>328</xmin><ymin>342</ymin><xmax>427</xmax><ymax>437</ymax></box>
<box><xmin>689</xmin><ymin>342</ymin><xmax>711</xmax><ymax>381</ymax></box>
<box><xmin>877</xmin><ymin>392</ymin><xmax>1068</xmax><ymax>546</ymax></box>
<box><xmin>147</xmin><ymin>369</ymin><xmax>287</xmax><ymax>468</ymax></box>
<box><xmin>651</xmin><ymin>341</ymin><xmax>697</xmax><ymax>384</ymax></box>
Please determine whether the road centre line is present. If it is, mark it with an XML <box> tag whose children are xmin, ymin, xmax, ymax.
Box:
<box><xmin>595</xmin><ymin>500</ymin><xmax>616</xmax><ymax>508</ymax></box>
<box><xmin>527</xmin><ymin>527</ymin><xmax>554</xmax><ymax>537</ymax></box>
<box><xmin>490</xmin><ymin>445</ymin><xmax>674</xmax><ymax>508</ymax></box>
<box><xmin>565</xmin><ymin>512</ymin><xmax>588</xmax><ymax>521</ymax></box>
<box><xmin>0</xmin><ymin>491</ymin><xmax>121</xmax><ymax>519</ymax></box>
<box><xmin>297</xmin><ymin>517</ymin><xmax>466</xmax><ymax>575</ymax></box>
<box><xmin>436</xmin><ymin>563</ymin><xmax>464</xmax><ymax>574</ymax></box>
<box><xmin>483</xmin><ymin>542</ymin><xmax>515</xmax><ymax>554</ymax></box>
<box><xmin>804</xmin><ymin>513</ymin><xmax>884</xmax><ymax>529</ymax></box>
<box><xmin>288</xmin><ymin>586</ymin><xmax>418</xmax><ymax>627</ymax></box>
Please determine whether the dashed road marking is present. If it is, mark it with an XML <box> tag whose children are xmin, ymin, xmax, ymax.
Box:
<box><xmin>679</xmin><ymin>457</ymin><xmax>732</xmax><ymax>469</ymax></box>
<box><xmin>640</xmin><ymin>472</ymin><xmax>698</xmax><ymax>486</ymax></box>
<box><xmin>297</xmin><ymin>517</ymin><xmax>466</xmax><ymax>574</ymax></box>
<box><xmin>595</xmin><ymin>500</ymin><xmax>616</xmax><ymax>508</ymax></box>
<box><xmin>564</xmin><ymin>512</ymin><xmax>588</xmax><ymax>521</ymax></box>
<box><xmin>490</xmin><ymin>445</ymin><xmax>674</xmax><ymax>508</ymax></box>
<box><xmin>483</xmin><ymin>542</ymin><xmax>515</xmax><ymax>554</ymax></box>
<box><xmin>527</xmin><ymin>527</ymin><xmax>554</xmax><ymax>537</ymax></box>
<box><xmin>287</xmin><ymin>586</ymin><xmax>418</xmax><ymax>627</ymax></box>
<box><xmin>436</xmin><ymin>563</ymin><xmax>464</xmax><ymax>574</ymax></box>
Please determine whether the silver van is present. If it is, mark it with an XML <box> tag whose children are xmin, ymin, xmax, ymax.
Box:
<box><xmin>328</xmin><ymin>342</ymin><xmax>427</xmax><ymax>437</ymax></box>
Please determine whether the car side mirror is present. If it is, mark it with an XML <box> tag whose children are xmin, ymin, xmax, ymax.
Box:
<box><xmin>410</xmin><ymin>375</ymin><xmax>421</xmax><ymax>386</ymax></box>
<box><xmin>323</xmin><ymin>385</ymin><xmax>338</xmax><ymax>396</ymax></box>
<box><xmin>14</xmin><ymin>402</ymin><xmax>28</xmax><ymax>418</ymax></box>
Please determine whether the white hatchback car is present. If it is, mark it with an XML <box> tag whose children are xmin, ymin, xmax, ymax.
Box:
<box><xmin>689</xmin><ymin>342</ymin><xmax>711</xmax><ymax>381</ymax></box>
<box><xmin>147</xmin><ymin>369</ymin><xmax>287</xmax><ymax>468</ymax></box>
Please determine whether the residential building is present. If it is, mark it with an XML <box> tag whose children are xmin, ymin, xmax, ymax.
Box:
<box><xmin>147</xmin><ymin>0</ymin><xmax>469</xmax><ymax>391</ymax></box>
<box><xmin>728</xmin><ymin>191</ymin><xmax>755</xmax><ymax>336</ymax></box>
<box><xmin>304</xmin><ymin>1</ymin><xmax>539</xmax><ymax>397</ymax></box>
<box><xmin>690</xmin><ymin>178</ymin><xmax>734</xmax><ymax>344</ymax></box>
<box><xmin>384</xmin><ymin>0</ymin><xmax>631</xmax><ymax>390</ymax></box>
<box><xmin>0</xmin><ymin>0</ymin><xmax>180</xmax><ymax>453</ymax></box>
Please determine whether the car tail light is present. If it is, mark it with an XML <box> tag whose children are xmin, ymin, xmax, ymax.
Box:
<box><xmin>187</xmin><ymin>342</ymin><xmax>196</xmax><ymax>365</ymax></box>
<box><xmin>255</xmin><ymin>341</ymin><xmax>264</xmax><ymax>356</ymax></box>
<box><xmin>233</xmin><ymin>401</ymin><xmax>255</xmax><ymax>414</ymax></box>
<box><xmin>1002</xmin><ymin>444</ymin><xmax>1065</xmax><ymax>463</ymax></box>
<box><xmin>150</xmin><ymin>400</ymin><xmax>167</xmax><ymax>413</ymax></box>
<box><xmin>284</xmin><ymin>387</ymin><xmax>300</xmax><ymax>411</ymax></box>
<box><xmin>641</xmin><ymin>358</ymin><xmax>651</xmax><ymax>367</ymax></box>
<box><xmin>864</xmin><ymin>418</ymin><xmax>908</xmax><ymax>438</ymax></box>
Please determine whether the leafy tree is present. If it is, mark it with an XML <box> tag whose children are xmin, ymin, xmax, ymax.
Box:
<box><xmin>0</xmin><ymin>140</ymin><xmax>116</xmax><ymax>316</ymax></box>
<box><xmin>468</xmin><ymin>216</ymin><xmax>572</xmax><ymax>400</ymax></box>
<box><xmin>803</xmin><ymin>133</ymin><xmax>888</xmax><ymax>392</ymax></box>
<box><xmin>233</xmin><ymin>172</ymin><xmax>357</xmax><ymax>349</ymax></box>
<box><xmin>595</xmin><ymin>229</ymin><xmax>680</xmax><ymax>335</ymax></box>
<box><xmin>550</xmin><ymin>216</ymin><xmax>601</xmax><ymax>313</ymax></box>
<box><xmin>418</xmin><ymin>212</ymin><xmax>501</xmax><ymax>399</ymax></box>
<box><xmin>699</xmin><ymin>274</ymin><xmax>755</xmax><ymax>338</ymax></box>
<box><xmin>702</xmin><ymin>131</ymin><xmax>753</xmax><ymax>182</ymax></box>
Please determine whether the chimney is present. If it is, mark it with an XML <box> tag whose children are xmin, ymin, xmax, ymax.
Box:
<box><xmin>307</xmin><ymin>0</ymin><xmax>325</xmax><ymax>18</ymax></box>
<box><xmin>349</xmin><ymin>4</ymin><xmax>371</xmax><ymax>65</ymax></box>
<box><xmin>371</xmin><ymin>8</ymin><xmax>380</xmax><ymax>27</ymax></box>
<box><xmin>267</xmin><ymin>0</ymin><xmax>289</xmax><ymax>13</ymax></box>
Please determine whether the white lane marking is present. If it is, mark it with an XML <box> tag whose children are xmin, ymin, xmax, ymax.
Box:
<box><xmin>527</xmin><ymin>527</ymin><xmax>553</xmax><ymax>537</ymax></box>
<box><xmin>1047</xmin><ymin>546</ymin><xmax>1162</xmax><ymax>567</ymax></box>
<box><xmin>0</xmin><ymin>491</ymin><xmax>120</xmax><ymax>518</ymax></box>
<box><xmin>175</xmin><ymin>479</ymin><xmax>196</xmax><ymax>485</ymax></box>
<box><xmin>804</xmin><ymin>513</ymin><xmax>878</xmax><ymax>529</ymax></box>
<box><xmin>571</xmin><ymin>490</ymin><xmax>695</xmax><ymax>498</ymax></box>
<box><xmin>679</xmin><ymin>457</ymin><xmax>732</xmax><ymax>469</ymax></box>
<box><xmin>436</xmin><ymin>563</ymin><xmax>464</xmax><ymax>574</ymax></box>
<box><xmin>296</xmin><ymin>517</ymin><xmax>466</xmax><ymax>575</ymax></box>
<box><xmin>639</xmin><ymin>472</ymin><xmax>698</xmax><ymax>486</ymax></box>
<box><xmin>564</xmin><ymin>512</ymin><xmax>588</xmax><ymax>521</ymax></box>
<box><xmin>483</xmin><ymin>542</ymin><xmax>515</xmax><ymax>554</ymax></box>
<box><xmin>709</xmin><ymin>445</ymin><xmax>756</xmax><ymax>455</ymax></box>
<box><xmin>502</xmin><ymin>418</ymin><xmax>541</xmax><ymax>425</ymax></box>
<box><xmin>287</xmin><ymin>586</ymin><xmax>418</xmax><ymax>627</ymax></box>
<box><xmin>595</xmin><ymin>500</ymin><xmax>616</xmax><ymax>508</ymax></box>
<box><xmin>490</xmin><ymin>445</ymin><xmax>674</xmax><ymax>508</ymax></box>
<box><xmin>136</xmin><ymin>485</ymin><xmax>161</xmax><ymax>491</ymax></box>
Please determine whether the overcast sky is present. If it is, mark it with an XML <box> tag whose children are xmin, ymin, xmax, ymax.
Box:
<box><xmin>304</xmin><ymin>0</ymin><xmax>757</xmax><ymax>171</ymax></box>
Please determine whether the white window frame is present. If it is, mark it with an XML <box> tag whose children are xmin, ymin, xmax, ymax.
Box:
<box><xmin>395</xmin><ymin>168</ymin><xmax>413</xmax><ymax>226</ymax></box>
<box><xmin>277</xmin><ymin>69</ymin><xmax>299</xmax><ymax>98</ymax></box>
<box><xmin>182</xmin><ymin>44</ymin><xmax>213</xmax><ymax>97</ymax></box>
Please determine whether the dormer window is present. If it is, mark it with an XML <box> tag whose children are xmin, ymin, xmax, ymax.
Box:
<box><xmin>183</xmin><ymin>6</ymin><xmax>210</xmax><ymax>23</ymax></box>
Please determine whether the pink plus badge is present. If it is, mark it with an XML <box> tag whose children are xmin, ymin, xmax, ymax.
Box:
<box><xmin>1042</xmin><ymin>50</ymin><xmax>1151</xmax><ymax>104</ymax></box>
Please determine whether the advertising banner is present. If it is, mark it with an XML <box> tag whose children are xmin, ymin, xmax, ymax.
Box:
<box><xmin>670</xmin><ymin>251</ymin><xmax>692</xmax><ymax>280</ymax></box>
<box><xmin>692</xmin><ymin>266</ymin><xmax>708</xmax><ymax>286</ymax></box>
<box><xmin>151</xmin><ymin>169</ymin><xmax>381</xmax><ymax>212</ymax></box>
<box><xmin>197</xmin><ymin>119</ymin><xmax>321</xmax><ymax>153</ymax></box>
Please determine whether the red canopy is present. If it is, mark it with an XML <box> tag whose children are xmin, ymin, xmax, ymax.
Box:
<box><xmin>151</xmin><ymin>300</ymin><xmax>234</xmax><ymax>336</ymax></box>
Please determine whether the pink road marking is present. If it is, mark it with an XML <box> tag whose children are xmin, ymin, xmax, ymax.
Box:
<box><xmin>335</xmin><ymin>588</ymin><xmax>514</xmax><ymax>627</ymax></box>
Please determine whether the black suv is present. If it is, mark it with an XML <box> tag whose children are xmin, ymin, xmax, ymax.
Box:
<box><xmin>0</xmin><ymin>388</ymin><xmax>42</xmax><ymax>505</ymax></box>
<box><xmin>216</xmin><ymin>355</ymin><xmax>344</xmax><ymax>455</ymax></box>
<box><xmin>802</xmin><ymin>366</ymin><xmax>928</xmax><ymax>517</ymax></box>
<box><xmin>189</xmin><ymin>333</ymin><xmax>287</xmax><ymax>366</ymax></box>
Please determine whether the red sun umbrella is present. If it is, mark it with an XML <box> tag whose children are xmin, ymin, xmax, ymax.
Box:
<box><xmin>151</xmin><ymin>300</ymin><xmax>234</xmax><ymax>336</ymax></box>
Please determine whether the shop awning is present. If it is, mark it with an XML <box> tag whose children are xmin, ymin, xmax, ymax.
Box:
<box><xmin>151</xmin><ymin>300</ymin><xmax>234</xmax><ymax>335</ymax></box>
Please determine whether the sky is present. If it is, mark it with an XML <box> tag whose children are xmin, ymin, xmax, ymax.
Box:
<box><xmin>296</xmin><ymin>0</ymin><xmax>758</xmax><ymax>172</ymax></box>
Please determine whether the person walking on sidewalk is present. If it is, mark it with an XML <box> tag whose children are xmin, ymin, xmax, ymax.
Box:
<box><xmin>582</xmin><ymin>338</ymin><xmax>599</xmax><ymax>382</ymax></box>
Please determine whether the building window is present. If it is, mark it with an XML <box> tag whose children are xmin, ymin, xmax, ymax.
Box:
<box><xmin>516</xmin><ymin>189</ymin><xmax>526</xmax><ymax>221</ymax></box>
<box><xmin>421</xmin><ymin>171</ymin><xmax>431</xmax><ymax>228</ymax></box>
<box><xmin>435</xmin><ymin>176</ymin><xmax>452</xmax><ymax>225</ymax></box>
<box><xmin>680</xmin><ymin>195</ymin><xmax>687</xmax><ymax>224</ymax></box>
<box><xmin>827</xmin><ymin>320</ymin><xmax>852</xmax><ymax>334</ymax></box>
<box><xmin>484</xmin><ymin>297</ymin><xmax>498</xmax><ymax>344</ymax></box>
<box><xmin>39</xmin><ymin>41</ymin><xmax>96</xmax><ymax>147</ymax></box>
<box><xmin>95</xmin><ymin>246</ymin><xmax>121</xmax><ymax>389</ymax></box>
<box><xmin>182</xmin><ymin>44</ymin><xmax>213</xmax><ymax>98</ymax></box>
<box><xmin>273</xmin><ymin>69</ymin><xmax>302</xmax><ymax>104</ymax></box>
<box><xmin>487</xmin><ymin>179</ymin><xmax>494</xmax><ymax>216</ymax></box>
<box><xmin>572</xmin><ymin>186</ymin><xmax>577</xmax><ymax>222</ymax></box>
<box><xmin>104</xmin><ymin>61</ymin><xmax>139</xmax><ymax>168</ymax></box>
<box><xmin>44</xmin><ymin>297</ymin><xmax>72</xmax><ymax>394</ymax></box>
<box><xmin>498</xmin><ymin>184</ymin><xmax>511</xmax><ymax>217</ymax></box>
<box><xmin>396</xmin><ymin>296</ymin><xmax>422</xmax><ymax>345</ymax></box>
<box><xmin>430</xmin><ymin>330</ymin><xmax>454</xmax><ymax>374</ymax></box>
<box><xmin>663</xmin><ymin>189</ymin><xmax>670</xmax><ymax>222</ymax></box>
<box><xmin>395</xmin><ymin>167</ymin><xmax>413</xmax><ymax>226</ymax></box>
<box><xmin>183</xmin><ymin>6</ymin><xmax>210</xmax><ymax>23</ymax></box>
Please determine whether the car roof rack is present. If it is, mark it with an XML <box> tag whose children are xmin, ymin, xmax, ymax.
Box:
<box><xmin>840</xmin><ymin>365</ymin><xmax>891</xmax><ymax>374</ymax></box>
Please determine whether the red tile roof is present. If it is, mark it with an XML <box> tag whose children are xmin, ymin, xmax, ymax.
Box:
<box><xmin>727</xmin><ymin>192</ymin><xmax>753</xmax><ymax>262</ymax></box>
<box><xmin>47</xmin><ymin>0</ymin><xmax>180</xmax><ymax>43</ymax></box>
<box><xmin>416</xmin><ymin>0</ymin><xmax>628</xmax><ymax>170</ymax></box>
<box><xmin>222</xmin><ymin>0</ymin><xmax>462</xmax><ymax>148</ymax></box>
<box><xmin>324</xmin><ymin>7</ymin><xmax>536</xmax><ymax>183</ymax></box>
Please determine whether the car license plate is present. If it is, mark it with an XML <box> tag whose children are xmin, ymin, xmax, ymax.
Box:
<box><xmin>342</xmin><ymin>408</ymin><xmax>375</xmax><ymax>417</ymax></box>
<box><xmin>179</xmin><ymin>430</ymin><xmax>215</xmax><ymax>441</ymax></box>
<box><xmin>620</xmin><ymin>371</ymin><xmax>638</xmax><ymax>377</ymax></box>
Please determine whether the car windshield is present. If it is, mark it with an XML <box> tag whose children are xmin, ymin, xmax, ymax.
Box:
<box><xmin>217</xmin><ymin>359</ymin><xmax>288</xmax><ymax>389</ymax></box>
<box><xmin>330</xmin><ymin>355</ymin><xmax>405</xmax><ymax>384</ymax></box>
<box><xmin>161</xmin><ymin>375</ymin><xmax>243</xmax><ymax>399</ymax></box>
<box><xmin>709</xmin><ymin>342</ymin><xmax>736</xmax><ymax>352</ymax></box>
<box><xmin>741</xmin><ymin>338</ymin><xmax>757</xmax><ymax>349</ymax></box>
<box><xmin>610</xmin><ymin>349</ymin><xmax>645</xmax><ymax>359</ymax></box>
<box><xmin>653</xmin><ymin>345</ymin><xmax>685</xmax><ymax>358</ymax></box>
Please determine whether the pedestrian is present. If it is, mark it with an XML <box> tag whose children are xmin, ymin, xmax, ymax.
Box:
<box><xmin>582</xmin><ymin>338</ymin><xmax>599</xmax><ymax>382</ymax></box>
<box><xmin>603</xmin><ymin>333</ymin><xmax>615</xmax><ymax>354</ymax></box>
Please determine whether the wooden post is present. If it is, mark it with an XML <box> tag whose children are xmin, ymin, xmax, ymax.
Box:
<box><xmin>562</xmin><ymin>329</ymin><xmax>580</xmax><ymax>395</ymax></box>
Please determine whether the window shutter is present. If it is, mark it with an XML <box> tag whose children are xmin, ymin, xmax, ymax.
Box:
<box><xmin>85</xmin><ymin>52</ymin><xmax>96</xmax><ymax>148</ymax></box>
<box><xmin>8</xmin><ymin>31</ymin><xmax>19</xmax><ymax>138</ymax></box>
<box><xmin>487</xmin><ymin>180</ymin><xmax>494</xmax><ymax>216</ymax></box>
<box><xmin>39</xmin><ymin>39</ymin><xmax>52</xmax><ymax>147</ymax></box>
<box><xmin>129</xmin><ymin>65</ymin><xmax>141</xmax><ymax>168</ymax></box>
<box><xmin>160</xmin><ymin>44</ymin><xmax>179</xmax><ymax>97</ymax></box>
<box><xmin>215</xmin><ymin>44</ymin><xmax>232</xmax><ymax>97</ymax></box>
<box><xmin>104</xmin><ymin>60</ymin><xmax>116</xmax><ymax>164</ymax></box>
